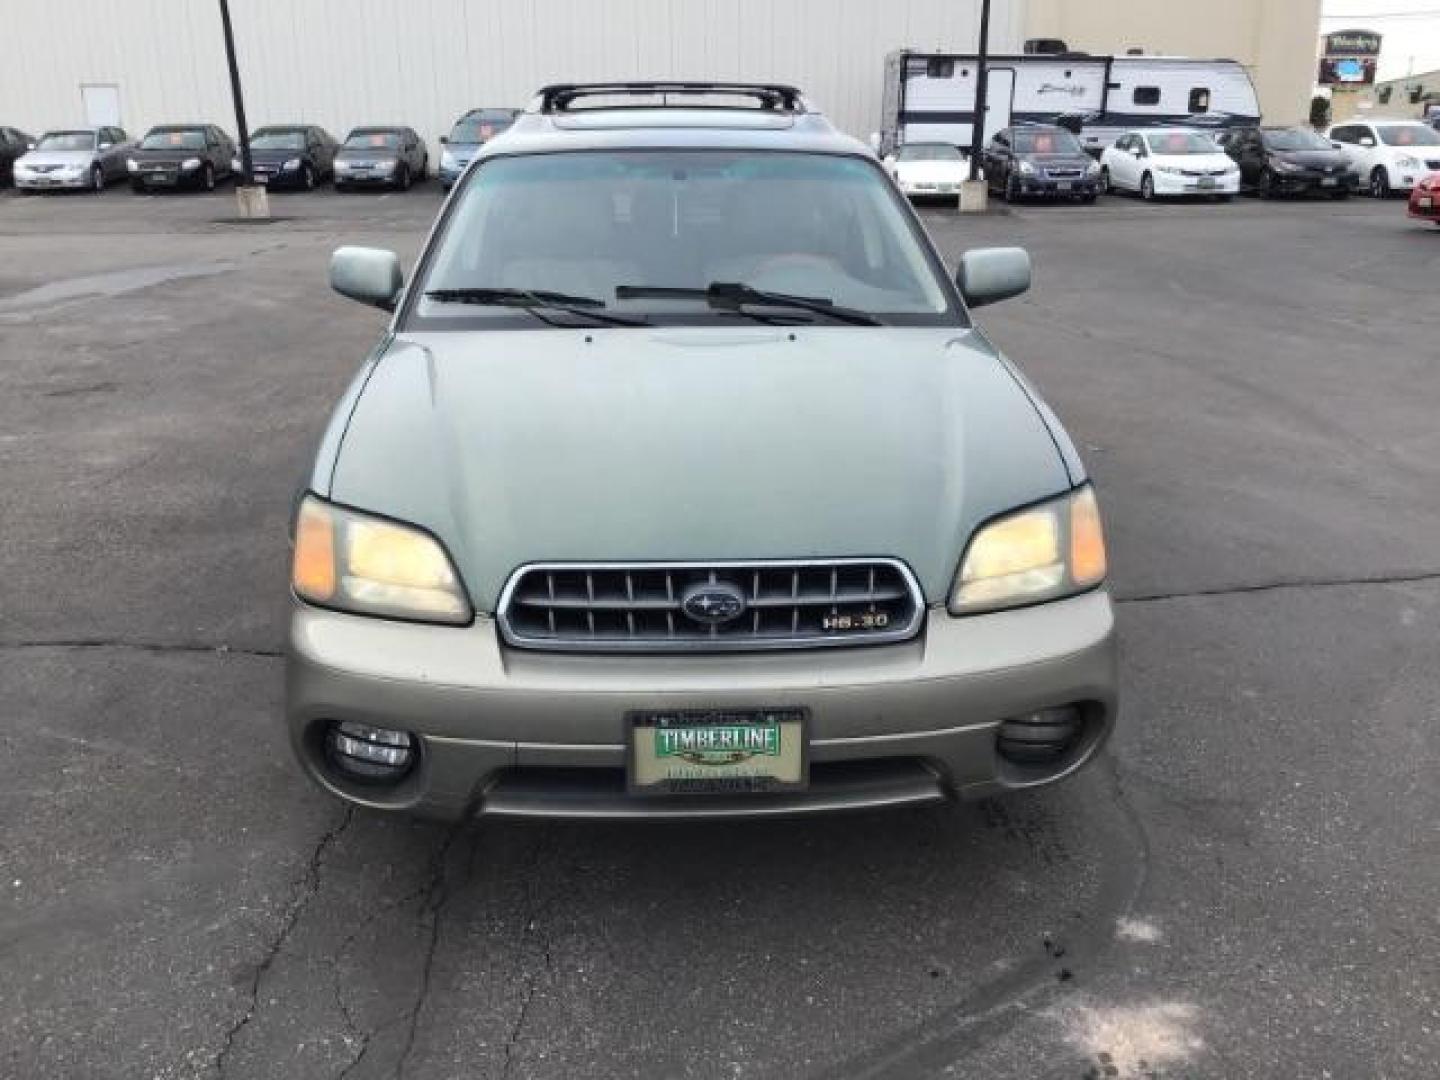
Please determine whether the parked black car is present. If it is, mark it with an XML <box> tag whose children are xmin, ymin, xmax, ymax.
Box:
<box><xmin>334</xmin><ymin>126</ymin><xmax>427</xmax><ymax>191</ymax></box>
<box><xmin>128</xmin><ymin>124</ymin><xmax>236</xmax><ymax>192</ymax></box>
<box><xmin>242</xmin><ymin>125</ymin><xmax>338</xmax><ymax>190</ymax></box>
<box><xmin>1</xmin><ymin>126</ymin><xmax>36</xmax><ymax>184</ymax></box>
<box><xmin>1218</xmin><ymin>126</ymin><xmax>1357</xmax><ymax>199</ymax></box>
<box><xmin>983</xmin><ymin>124</ymin><xmax>1101</xmax><ymax>202</ymax></box>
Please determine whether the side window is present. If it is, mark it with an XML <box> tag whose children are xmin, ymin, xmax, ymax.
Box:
<box><xmin>1330</xmin><ymin>126</ymin><xmax>1352</xmax><ymax>144</ymax></box>
<box><xmin>1188</xmin><ymin>88</ymin><xmax>1211</xmax><ymax>113</ymax></box>
<box><xmin>926</xmin><ymin>57</ymin><xmax>954</xmax><ymax>80</ymax></box>
<box><xmin>1133</xmin><ymin>86</ymin><xmax>1161</xmax><ymax>106</ymax></box>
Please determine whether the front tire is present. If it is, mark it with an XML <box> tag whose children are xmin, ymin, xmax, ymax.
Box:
<box><xmin>395</xmin><ymin>163</ymin><xmax>410</xmax><ymax>191</ymax></box>
<box><xmin>1141</xmin><ymin>172</ymin><xmax>1156</xmax><ymax>201</ymax></box>
<box><xmin>1258</xmin><ymin>170</ymin><xmax>1276</xmax><ymax>199</ymax></box>
<box><xmin>1369</xmin><ymin>166</ymin><xmax>1391</xmax><ymax>198</ymax></box>
<box><xmin>90</xmin><ymin>164</ymin><xmax>105</xmax><ymax>192</ymax></box>
<box><xmin>301</xmin><ymin>163</ymin><xmax>315</xmax><ymax>190</ymax></box>
<box><xmin>202</xmin><ymin>163</ymin><xmax>215</xmax><ymax>191</ymax></box>
<box><xmin>1004</xmin><ymin>174</ymin><xmax>1020</xmax><ymax>203</ymax></box>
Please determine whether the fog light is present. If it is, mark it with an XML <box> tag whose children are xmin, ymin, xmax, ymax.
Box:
<box><xmin>325</xmin><ymin>721</ymin><xmax>416</xmax><ymax>781</ymax></box>
<box><xmin>996</xmin><ymin>706</ymin><xmax>1084</xmax><ymax>766</ymax></box>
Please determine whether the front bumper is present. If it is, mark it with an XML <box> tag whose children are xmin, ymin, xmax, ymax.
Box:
<box><xmin>336</xmin><ymin>167</ymin><xmax>398</xmax><ymax>186</ymax></box>
<box><xmin>15</xmin><ymin>172</ymin><xmax>90</xmax><ymax>189</ymax></box>
<box><xmin>1013</xmin><ymin>176</ymin><xmax>1100</xmax><ymax>198</ymax></box>
<box><xmin>131</xmin><ymin>168</ymin><xmax>206</xmax><ymax>189</ymax></box>
<box><xmin>285</xmin><ymin>590</ymin><xmax>1119</xmax><ymax>821</ymax></box>
<box><xmin>1151</xmin><ymin>172</ymin><xmax>1241</xmax><ymax>197</ymax></box>
<box><xmin>1269</xmin><ymin>171</ymin><xmax>1357</xmax><ymax>194</ymax></box>
<box><xmin>899</xmin><ymin>181</ymin><xmax>962</xmax><ymax>198</ymax></box>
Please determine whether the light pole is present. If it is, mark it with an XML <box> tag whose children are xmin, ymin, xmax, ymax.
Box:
<box><xmin>960</xmin><ymin>0</ymin><xmax>993</xmax><ymax>210</ymax></box>
<box><xmin>218</xmin><ymin>0</ymin><xmax>267</xmax><ymax>217</ymax></box>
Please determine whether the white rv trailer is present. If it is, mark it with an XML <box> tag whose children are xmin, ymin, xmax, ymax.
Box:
<box><xmin>879</xmin><ymin>51</ymin><xmax>1261</xmax><ymax>157</ymax></box>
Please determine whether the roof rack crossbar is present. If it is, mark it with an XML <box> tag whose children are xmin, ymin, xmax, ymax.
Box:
<box><xmin>535</xmin><ymin>82</ymin><xmax>807</xmax><ymax>114</ymax></box>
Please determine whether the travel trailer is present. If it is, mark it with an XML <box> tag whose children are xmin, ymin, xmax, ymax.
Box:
<box><xmin>878</xmin><ymin>50</ymin><xmax>1261</xmax><ymax>157</ymax></box>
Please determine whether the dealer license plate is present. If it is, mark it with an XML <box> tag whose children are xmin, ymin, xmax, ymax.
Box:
<box><xmin>1198</xmin><ymin>177</ymin><xmax>1217</xmax><ymax>190</ymax></box>
<box><xmin>1056</xmin><ymin>181</ymin><xmax>1072</xmax><ymax>192</ymax></box>
<box><xmin>628</xmin><ymin>708</ymin><xmax>808</xmax><ymax>795</ymax></box>
<box><xmin>1421</xmin><ymin>197</ymin><xmax>1434</xmax><ymax>208</ymax></box>
<box><xmin>1322</xmin><ymin>177</ymin><xmax>1338</xmax><ymax>187</ymax></box>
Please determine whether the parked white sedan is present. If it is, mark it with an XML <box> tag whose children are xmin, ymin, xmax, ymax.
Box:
<box><xmin>883</xmin><ymin>142</ymin><xmax>969</xmax><ymax>201</ymax></box>
<box><xmin>1327</xmin><ymin>119</ymin><xmax>1440</xmax><ymax>198</ymax></box>
<box><xmin>1100</xmin><ymin>129</ymin><xmax>1240</xmax><ymax>200</ymax></box>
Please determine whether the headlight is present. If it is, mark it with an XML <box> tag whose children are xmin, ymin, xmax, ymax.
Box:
<box><xmin>284</xmin><ymin>157</ymin><xmax>302</xmax><ymax>170</ymax></box>
<box><xmin>1273</xmin><ymin>160</ymin><xmax>1303</xmax><ymax>173</ymax></box>
<box><xmin>1018</xmin><ymin>161</ymin><xmax>1036</xmax><ymax>176</ymax></box>
<box><xmin>1395</xmin><ymin>155</ymin><xmax>1420</xmax><ymax>169</ymax></box>
<box><xmin>231</xmin><ymin>157</ymin><xmax>241</xmax><ymax>172</ymax></box>
<box><xmin>126</xmin><ymin>158</ymin><xmax>138</xmax><ymax>172</ymax></box>
<box><xmin>292</xmin><ymin>496</ymin><xmax>472</xmax><ymax>625</ymax></box>
<box><xmin>440</xmin><ymin>151</ymin><xmax>457</xmax><ymax>169</ymax></box>
<box><xmin>181</xmin><ymin>157</ymin><xmax>201</xmax><ymax>170</ymax></box>
<box><xmin>949</xmin><ymin>486</ymin><xmax>1107</xmax><ymax>615</ymax></box>
<box><xmin>377</xmin><ymin>160</ymin><xmax>396</xmax><ymax>172</ymax></box>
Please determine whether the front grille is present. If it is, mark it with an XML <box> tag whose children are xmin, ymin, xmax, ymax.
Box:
<box><xmin>30</xmin><ymin>164</ymin><xmax>61</xmax><ymax>174</ymax></box>
<box><xmin>1045</xmin><ymin>168</ymin><xmax>1083</xmax><ymax>179</ymax></box>
<box><xmin>498</xmin><ymin>560</ymin><xmax>925</xmax><ymax>652</ymax></box>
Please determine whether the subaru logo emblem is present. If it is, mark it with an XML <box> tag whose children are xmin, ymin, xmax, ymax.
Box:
<box><xmin>680</xmin><ymin>582</ymin><xmax>747</xmax><ymax>626</ymax></box>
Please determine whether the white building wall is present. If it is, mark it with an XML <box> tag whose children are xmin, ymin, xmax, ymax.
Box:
<box><xmin>1</xmin><ymin>0</ymin><xmax>1024</xmax><ymax>149</ymax></box>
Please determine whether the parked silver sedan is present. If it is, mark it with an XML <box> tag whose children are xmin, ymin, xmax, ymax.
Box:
<box><xmin>14</xmin><ymin>126</ymin><xmax>133</xmax><ymax>192</ymax></box>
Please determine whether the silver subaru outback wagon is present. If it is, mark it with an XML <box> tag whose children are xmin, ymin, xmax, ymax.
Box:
<box><xmin>287</xmin><ymin>82</ymin><xmax>1118</xmax><ymax>821</ymax></box>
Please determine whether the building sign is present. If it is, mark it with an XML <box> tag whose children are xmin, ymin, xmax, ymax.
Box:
<box><xmin>1319</xmin><ymin>29</ymin><xmax>1382</xmax><ymax>86</ymax></box>
<box><xmin>1323</xmin><ymin>30</ymin><xmax>1382</xmax><ymax>57</ymax></box>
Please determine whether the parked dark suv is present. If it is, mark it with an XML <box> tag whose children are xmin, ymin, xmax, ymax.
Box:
<box><xmin>1</xmin><ymin>126</ymin><xmax>35</xmax><ymax>184</ymax></box>
<box><xmin>1218</xmin><ymin>126</ymin><xmax>1356</xmax><ymax>199</ymax></box>
<box><xmin>334</xmin><ymin>126</ymin><xmax>427</xmax><ymax>191</ymax></box>
<box><xmin>242</xmin><ymin>125</ymin><xmax>338</xmax><ymax>190</ymax></box>
<box><xmin>983</xmin><ymin>124</ymin><xmax>1101</xmax><ymax>203</ymax></box>
<box><xmin>438</xmin><ymin>108</ymin><xmax>519</xmax><ymax>190</ymax></box>
<box><xmin>128</xmin><ymin>124</ymin><xmax>236</xmax><ymax>192</ymax></box>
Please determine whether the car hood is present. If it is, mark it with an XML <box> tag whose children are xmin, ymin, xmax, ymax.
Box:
<box><xmin>19</xmin><ymin>149</ymin><xmax>95</xmax><ymax>167</ymax></box>
<box><xmin>1018</xmin><ymin>153</ymin><xmax>1093</xmax><ymax>169</ymax></box>
<box><xmin>894</xmin><ymin>160</ymin><xmax>967</xmax><ymax>181</ymax></box>
<box><xmin>327</xmin><ymin>327</ymin><xmax>1072</xmax><ymax>611</ymax></box>
<box><xmin>249</xmin><ymin>147</ymin><xmax>305</xmax><ymax>162</ymax></box>
<box><xmin>1149</xmin><ymin>151</ymin><xmax>1234</xmax><ymax>170</ymax></box>
<box><xmin>1271</xmin><ymin>149</ymin><xmax>1347</xmax><ymax>169</ymax></box>
<box><xmin>336</xmin><ymin>147</ymin><xmax>399</xmax><ymax>163</ymax></box>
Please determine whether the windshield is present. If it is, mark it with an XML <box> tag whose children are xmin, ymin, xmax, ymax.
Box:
<box><xmin>37</xmin><ymin>131</ymin><xmax>97</xmax><ymax>151</ymax></box>
<box><xmin>1264</xmin><ymin>128</ymin><xmax>1333</xmax><ymax>152</ymax></box>
<box><xmin>413</xmin><ymin>150</ymin><xmax>955</xmax><ymax>328</ymax></box>
<box><xmin>1145</xmin><ymin>131</ymin><xmax>1222</xmax><ymax>155</ymax></box>
<box><xmin>897</xmin><ymin>143</ymin><xmax>962</xmax><ymax>162</ymax></box>
<box><xmin>345</xmin><ymin>130</ymin><xmax>400</xmax><ymax>149</ymax></box>
<box><xmin>1377</xmin><ymin>124</ymin><xmax>1440</xmax><ymax>147</ymax></box>
<box><xmin>141</xmin><ymin>129</ymin><xmax>205</xmax><ymax>150</ymax></box>
<box><xmin>448</xmin><ymin>113</ymin><xmax>515</xmax><ymax>144</ymax></box>
<box><xmin>251</xmin><ymin>130</ymin><xmax>305</xmax><ymax>150</ymax></box>
<box><xmin>1012</xmin><ymin>129</ymin><xmax>1083</xmax><ymax>154</ymax></box>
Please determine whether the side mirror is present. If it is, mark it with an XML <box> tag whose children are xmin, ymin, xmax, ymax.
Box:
<box><xmin>956</xmin><ymin>247</ymin><xmax>1031</xmax><ymax>309</ymax></box>
<box><xmin>438</xmin><ymin>135</ymin><xmax>448</xmax><ymax>145</ymax></box>
<box><xmin>1331</xmin><ymin>140</ymin><xmax>1343</xmax><ymax>150</ymax></box>
<box><xmin>330</xmin><ymin>247</ymin><xmax>404</xmax><ymax>311</ymax></box>
<box><xmin>1130</xmin><ymin>147</ymin><xmax>1143</xmax><ymax>157</ymax></box>
<box><xmin>1359</xmin><ymin>137</ymin><xmax>1375</xmax><ymax>147</ymax></box>
<box><xmin>26</xmin><ymin>141</ymin><xmax>35</xmax><ymax>150</ymax></box>
<box><xmin>883</xmin><ymin>154</ymin><xmax>897</xmax><ymax>167</ymax></box>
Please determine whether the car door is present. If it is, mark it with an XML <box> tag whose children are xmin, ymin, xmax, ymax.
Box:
<box><xmin>1348</xmin><ymin>125</ymin><xmax>1380</xmax><ymax>174</ymax></box>
<box><xmin>1108</xmin><ymin>134</ymin><xmax>1137</xmax><ymax>189</ymax></box>
<box><xmin>100</xmin><ymin>128</ymin><xmax>123</xmax><ymax>177</ymax></box>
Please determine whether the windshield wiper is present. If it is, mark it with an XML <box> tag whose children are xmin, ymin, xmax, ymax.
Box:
<box><xmin>615</xmin><ymin>283</ymin><xmax>882</xmax><ymax>326</ymax></box>
<box><xmin>424</xmin><ymin>287</ymin><xmax>650</xmax><ymax>327</ymax></box>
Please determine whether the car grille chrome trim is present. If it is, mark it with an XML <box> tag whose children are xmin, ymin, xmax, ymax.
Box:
<box><xmin>497</xmin><ymin>559</ymin><xmax>926</xmax><ymax>652</ymax></box>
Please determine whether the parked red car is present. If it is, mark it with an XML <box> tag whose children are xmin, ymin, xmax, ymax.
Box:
<box><xmin>1409</xmin><ymin>174</ymin><xmax>1440</xmax><ymax>225</ymax></box>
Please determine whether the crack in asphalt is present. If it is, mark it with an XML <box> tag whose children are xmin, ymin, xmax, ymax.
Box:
<box><xmin>1114</xmin><ymin>568</ymin><xmax>1440</xmax><ymax>605</ymax></box>
<box><xmin>213</xmin><ymin>806</ymin><xmax>356</xmax><ymax>1077</ymax></box>
<box><xmin>391</xmin><ymin>823</ymin><xmax>471</xmax><ymax>1080</ymax></box>
<box><xmin>0</xmin><ymin>637</ymin><xmax>282</xmax><ymax>658</ymax></box>
<box><xmin>500</xmin><ymin>836</ymin><xmax>559</xmax><ymax>1080</ymax></box>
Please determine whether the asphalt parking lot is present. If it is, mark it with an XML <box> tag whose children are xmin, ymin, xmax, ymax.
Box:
<box><xmin>3</xmin><ymin>182</ymin><xmax>1438</xmax><ymax>1080</ymax></box>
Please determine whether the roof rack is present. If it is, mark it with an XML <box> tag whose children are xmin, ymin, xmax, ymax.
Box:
<box><xmin>535</xmin><ymin>82</ymin><xmax>808</xmax><ymax>114</ymax></box>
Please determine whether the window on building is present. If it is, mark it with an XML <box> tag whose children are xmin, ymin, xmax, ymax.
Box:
<box><xmin>1189</xmin><ymin>88</ymin><xmax>1211</xmax><ymax>113</ymax></box>
<box><xmin>1133</xmin><ymin>86</ymin><xmax>1161</xmax><ymax>106</ymax></box>
<box><xmin>927</xmin><ymin>58</ymin><xmax>955</xmax><ymax>80</ymax></box>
